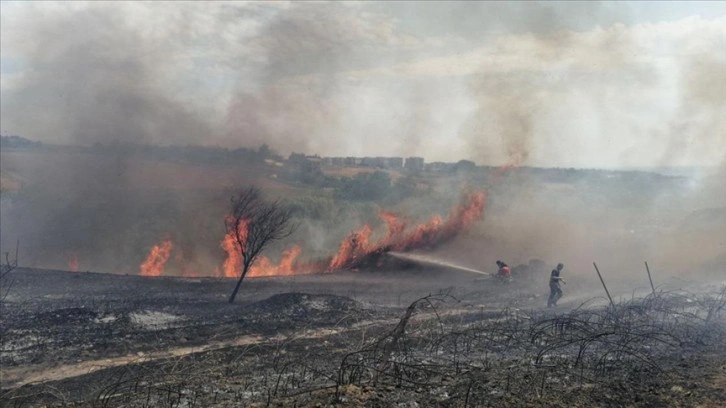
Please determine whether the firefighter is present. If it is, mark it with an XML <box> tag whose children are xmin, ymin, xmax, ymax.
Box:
<box><xmin>547</xmin><ymin>263</ymin><xmax>566</xmax><ymax>307</ymax></box>
<box><xmin>496</xmin><ymin>260</ymin><xmax>511</xmax><ymax>282</ymax></box>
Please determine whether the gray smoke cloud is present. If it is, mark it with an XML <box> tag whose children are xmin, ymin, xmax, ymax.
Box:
<box><xmin>659</xmin><ymin>55</ymin><xmax>726</xmax><ymax>168</ymax></box>
<box><xmin>2</xmin><ymin>2</ymin><xmax>724</xmax><ymax>167</ymax></box>
<box><xmin>0</xmin><ymin>3</ymin><xmax>214</xmax><ymax>146</ymax></box>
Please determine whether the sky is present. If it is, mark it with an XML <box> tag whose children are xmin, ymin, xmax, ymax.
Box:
<box><xmin>1</xmin><ymin>1</ymin><xmax>725</xmax><ymax>168</ymax></box>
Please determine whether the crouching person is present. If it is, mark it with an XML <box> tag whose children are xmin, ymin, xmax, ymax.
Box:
<box><xmin>496</xmin><ymin>260</ymin><xmax>512</xmax><ymax>283</ymax></box>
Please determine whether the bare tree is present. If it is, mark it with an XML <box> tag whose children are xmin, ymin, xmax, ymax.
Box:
<box><xmin>227</xmin><ymin>186</ymin><xmax>296</xmax><ymax>303</ymax></box>
<box><xmin>1</xmin><ymin>240</ymin><xmax>19</xmax><ymax>311</ymax></box>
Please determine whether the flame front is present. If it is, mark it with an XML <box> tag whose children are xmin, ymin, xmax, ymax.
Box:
<box><xmin>144</xmin><ymin>191</ymin><xmax>487</xmax><ymax>278</ymax></box>
<box><xmin>68</xmin><ymin>254</ymin><xmax>79</xmax><ymax>272</ymax></box>
<box><xmin>140</xmin><ymin>239</ymin><xmax>173</xmax><ymax>277</ymax></box>
<box><xmin>325</xmin><ymin>191</ymin><xmax>487</xmax><ymax>271</ymax></box>
<box><xmin>220</xmin><ymin>218</ymin><xmax>248</xmax><ymax>278</ymax></box>
<box><xmin>379</xmin><ymin>210</ymin><xmax>406</xmax><ymax>243</ymax></box>
<box><xmin>248</xmin><ymin>245</ymin><xmax>303</xmax><ymax>277</ymax></box>
<box><xmin>328</xmin><ymin>224</ymin><xmax>374</xmax><ymax>270</ymax></box>
<box><xmin>220</xmin><ymin>218</ymin><xmax>304</xmax><ymax>278</ymax></box>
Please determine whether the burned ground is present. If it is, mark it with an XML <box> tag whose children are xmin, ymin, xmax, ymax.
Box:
<box><xmin>1</xmin><ymin>267</ymin><xmax>725</xmax><ymax>407</ymax></box>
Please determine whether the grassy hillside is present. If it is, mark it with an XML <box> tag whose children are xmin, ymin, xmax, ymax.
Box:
<box><xmin>0</xmin><ymin>149</ymin><xmax>310</xmax><ymax>196</ymax></box>
<box><xmin>1</xmin><ymin>147</ymin><xmax>721</xmax><ymax>278</ymax></box>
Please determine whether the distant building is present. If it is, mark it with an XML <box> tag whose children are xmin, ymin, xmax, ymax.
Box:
<box><xmin>385</xmin><ymin>157</ymin><xmax>404</xmax><ymax>168</ymax></box>
<box><xmin>288</xmin><ymin>152</ymin><xmax>307</xmax><ymax>164</ymax></box>
<box><xmin>293</xmin><ymin>155</ymin><xmax>407</xmax><ymax>169</ymax></box>
<box><xmin>455</xmin><ymin>160</ymin><xmax>477</xmax><ymax>172</ymax></box>
<box><xmin>344</xmin><ymin>157</ymin><xmax>361</xmax><ymax>166</ymax></box>
<box><xmin>376</xmin><ymin>157</ymin><xmax>405</xmax><ymax>168</ymax></box>
<box><xmin>303</xmin><ymin>157</ymin><xmax>322</xmax><ymax>172</ymax></box>
<box><xmin>286</xmin><ymin>152</ymin><xmax>322</xmax><ymax>173</ymax></box>
<box><xmin>404</xmin><ymin>157</ymin><xmax>425</xmax><ymax>171</ymax></box>
<box><xmin>425</xmin><ymin>162</ymin><xmax>455</xmax><ymax>173</ymax></box>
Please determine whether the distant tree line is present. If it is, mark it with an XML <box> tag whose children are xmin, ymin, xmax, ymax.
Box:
<box><xmin>473</xmin><ymin>165</ymin><xmax>680</xmax><ymax>185</ymax></box>
<box><xmin>280</xmin><ymin>165</ymin><xmax>424</xmax><ymax>202</ymax></box>
<box><xmin>333</xmin><ymin>171</ymin><xmax>422</xmax><ymax>201</ymax></box>
<box><xmin>1</xmin><ymin>134</ymin><xmax>680</xmax><ymax>191</ymax></box>
<box><xmin>89</xmin><ymin>141</ymin><xmax>284</xmax><ymax>165</ymax></box>
<box><xmin>0</xmin><ymin>135</ymin><xmax>43</xmax><ymax>149</ymax></box>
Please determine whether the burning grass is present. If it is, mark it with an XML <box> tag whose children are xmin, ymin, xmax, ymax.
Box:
<box><xmin>138</xmin><ymin>191</ymin><xmax>487</xmax><ymax>279</ymax></box>
<box><xmin>139</xmin><ymin>239</ymin><xmax>174</xmax><ymax>277</ymax></box>
<box><xmin>67</xmin><ymin>254</ymin><xmax>80</xmax><ymax>272</ymax></box>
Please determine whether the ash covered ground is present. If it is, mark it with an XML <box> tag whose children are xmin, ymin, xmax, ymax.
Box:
<box><xmin>2</xmin><ymin>263</ymin><xmax>725</xmax><ymax>407</ymax></box>
<box><xmin>2</xmin><ymin>2</ymin><xmax>726</xmax><ymax>406</ymax></box>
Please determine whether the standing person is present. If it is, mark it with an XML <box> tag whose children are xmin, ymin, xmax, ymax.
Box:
<box><xmin>496</xmin><ymin>260</ymin><xmax>511</xmax><ymax>283</ymax></box>
<box><xmin>548</xmin><ymin>263</ymin><xmax>566</xmax><ymax>307</ymax></box>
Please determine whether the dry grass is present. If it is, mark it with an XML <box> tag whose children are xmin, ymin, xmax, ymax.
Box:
<box><xmin>322</xmin><ymin>166</ymin><xmax>404</xmax><ymax>182</ymax></box>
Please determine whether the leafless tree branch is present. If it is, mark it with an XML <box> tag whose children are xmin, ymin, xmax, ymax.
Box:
<box><xmin>227</xmin><ymin>186</ymin><xmax>297</xmax><ymax>303</ymax></box>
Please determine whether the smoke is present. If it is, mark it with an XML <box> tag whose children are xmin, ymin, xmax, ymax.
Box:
<box><xmin>0</xmin><ymin>2</ymin><xmax>231</xmax><ymax>272</ymax></box>
<box><xmin>461</xmin><ymin>73</ymin><xmax>540</xmax><ymax>167</ymax></box>
<box><xmin>2</xmin><ymin>2</ymin><xmax>724</xmax><ymax>166</ymax></box>
<box><xmin>1</xmin><ymin>2</ymin><xmax>725</xmax><ymax>279</ymax></box>
<box><xmin>659</xmin><ymin>55</ymin><xmax>726</xmax><ymax>168</ymax></box>
<box><xmin>222</xmin><ymin>1</ymin><xmax>422</xmax><ymax>154</ymax></box>
<box><xmin>0</xmin><ymin>4</ymin><xmax>215</xmax><ymax>146</ymax></box>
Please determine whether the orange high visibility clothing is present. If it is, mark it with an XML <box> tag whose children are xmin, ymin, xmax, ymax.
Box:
<box><xmin>498</xmin><ymin>266</ymin><xmax>511</xmax><ymax>277</ymax></box>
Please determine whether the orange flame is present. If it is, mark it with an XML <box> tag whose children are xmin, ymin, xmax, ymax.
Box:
<box><xmin>326</xmin><ymin>191</ymin><xmax>487</xmax><ymax>271</ymax></box>
<box><xmin>328</xmin><ymin>224</ymin><xmax>374</xmax><ymax>270</ymax></box>
<box><xmin>221</xmin><ymin>218</ymin><xmax>248</xmax><ymax>278</ymax></box>
<box><xmin>490</xmin><ymin>161</ymin><xmax>520</xmax><ymax>184</ymax></box>
<box><xmin>211</xmin><ymin>191</ymin><xmax>486</xmax><ymax>278</ymax></box>
<box><xmin>379</xmin><ymin>210</ymin><xmax>406</xmax><ymax>242</ymax></box>
<box><xmin>68</xmin><ymin>254</ymin><xmax>79</xmax><ymax>272</ymax></box>
<box><xmin>248</xmin><ymin>245</ymin><xmax>303</xmax><ymax>277</ymax></box>
<box><xmin>140</xmin><ymin>239</ymin><xmax>174</xmax><ymax>277</ymax></box>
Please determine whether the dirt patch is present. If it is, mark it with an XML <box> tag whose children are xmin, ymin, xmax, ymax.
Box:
<box><xmin>251</xmin><ymin>293</ymin><xmax>363</xmax><ymax>318</ymax></box>
<box><xmin>129</xmin><ymin>311</ymin><xmax>183</xmax><ymax>330</ymax></box>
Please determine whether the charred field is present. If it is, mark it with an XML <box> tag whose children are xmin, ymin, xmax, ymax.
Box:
<box><xmin>1</xmin><ymin>266</ymin><xmax>725</xmax><ymax>407</ymax></box>
<box><xmin>3</xmin><ymin>1</ymin><xmax>726</xmax><ymax>405</ymax></box>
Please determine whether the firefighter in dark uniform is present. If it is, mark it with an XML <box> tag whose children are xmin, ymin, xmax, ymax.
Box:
<box><xmin>547</xmin><ymin>263</ymin><xmax>566</xmax><ymax>307</ymax></box>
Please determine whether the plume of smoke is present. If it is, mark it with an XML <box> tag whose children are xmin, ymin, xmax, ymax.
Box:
<box><xmin>1</xmin><ymin>3</ymin><xmax>214</xmax><ymax>146</ymax></box>
<box><xmin>3</xmin><ymin>2</ymin><xmax>724</xmax><ymax>166</ymax></box>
